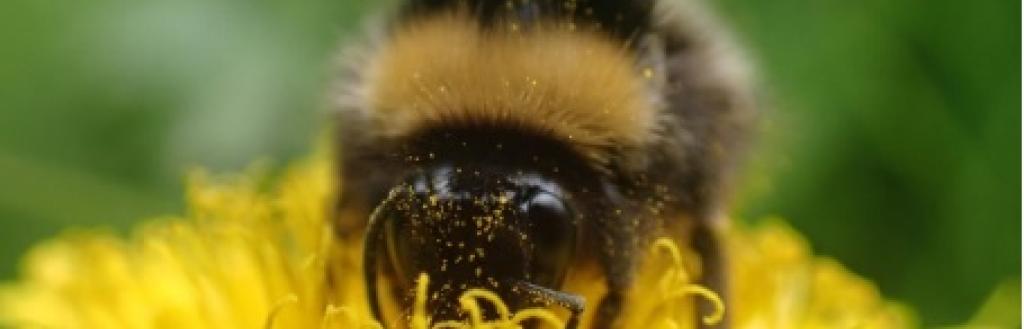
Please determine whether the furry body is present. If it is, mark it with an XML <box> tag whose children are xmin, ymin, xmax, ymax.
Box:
<box><xmin>333</xmin><ymin>1</ymin><xmax>755</xmax><ymax>328</ymax></box>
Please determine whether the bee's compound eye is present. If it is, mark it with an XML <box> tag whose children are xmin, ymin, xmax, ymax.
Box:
<box><xmin>384</xmin><ymin>213</ymin><xmax>419</xmax><ymax>287</ymax></box>
<box><xmin>524</xmin><ymin>192</ymin><xmax>576</xmax><ymax>287</ymax></box>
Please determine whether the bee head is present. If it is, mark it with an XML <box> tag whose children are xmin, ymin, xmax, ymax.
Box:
<box><xmin>365</xmin><ymin>162</ymin><xmax>582</xmax><ymax>321</ymax></box>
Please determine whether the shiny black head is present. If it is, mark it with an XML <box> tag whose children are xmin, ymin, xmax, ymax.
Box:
<box><xmin>386</xmin><ymin>164</ymin><xmax>577</xmax><ymax>286</ymax></box>
<box><xmin>363</xmin><ymin>128</ymin><xmax>592</xmax><ymax>325</ymax></box>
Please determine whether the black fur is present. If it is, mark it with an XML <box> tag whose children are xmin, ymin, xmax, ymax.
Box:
<box><xmin>399</xmin><ymin>0</ymin><xmax>653</xmax><ymax>41</ymax></box>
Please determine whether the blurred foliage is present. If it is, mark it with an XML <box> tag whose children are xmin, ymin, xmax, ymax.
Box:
<box><xmin>0</xmin><ymin>0</ymin><xmax>1018</xmax><ymax>326</ymax></box>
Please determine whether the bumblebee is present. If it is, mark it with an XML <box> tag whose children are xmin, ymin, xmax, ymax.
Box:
<box><xmin>332</xmin><ymin>0</ymin><xmax>755</xmax><ymax>328</ymax></box>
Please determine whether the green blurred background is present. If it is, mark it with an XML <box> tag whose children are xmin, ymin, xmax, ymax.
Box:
<box><xmin>0</xmin><ymin>0</ymin><xmax>1018</xmax><ymax>326</ymax></box>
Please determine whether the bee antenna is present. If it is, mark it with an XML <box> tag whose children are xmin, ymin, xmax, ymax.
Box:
<box><xmin>510</xmin><ymin>280</ymin><xmax>585</xmax><ymax>329</ymax></box>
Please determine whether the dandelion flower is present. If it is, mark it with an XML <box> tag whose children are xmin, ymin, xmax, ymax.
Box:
<box><xmin>0</xmin><ymin>154</ymin><xmax>913</xmax><ymax>329</ymax></box>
